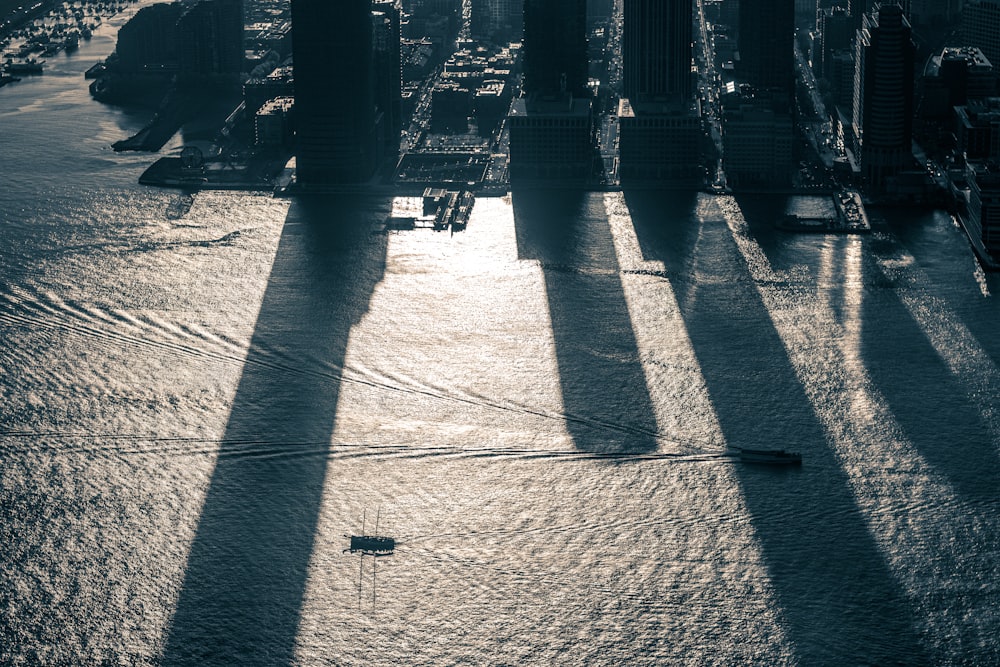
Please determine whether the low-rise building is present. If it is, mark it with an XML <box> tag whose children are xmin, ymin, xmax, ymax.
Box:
<box><xmin>255</xmin><ymin>96</ymin><xmax>294</xmax><ymax>147</ymax></box>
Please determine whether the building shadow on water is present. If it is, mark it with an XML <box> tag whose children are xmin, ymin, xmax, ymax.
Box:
<box><xmin>624</xmin><ymin>190</ymin><xmax>928</xmax><ymax>664</ymax></box>
<box><xmin>859</xmin><ymin>272</ymin><xmax>1000</xmax><ymax>504</ymax></box>
<box><xmin>160</xmin><ymin>195</ymin><xmax>389</xmax><ymax>666</ymax></box>
<box><xmin>511</xmin><ymin>187</ymin><xmax>658</xmax><ymax>453</ymax></box>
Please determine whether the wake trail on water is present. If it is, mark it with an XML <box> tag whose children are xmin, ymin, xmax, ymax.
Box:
<box><xmin>0</xmin><ymin>283</ymin><xmax>722</xmax><ymax>454</ymax></box>
<box><xmin>0</xmin><ymin>431</ymin><xmax>732</xmax><ymax>465</ymax></box>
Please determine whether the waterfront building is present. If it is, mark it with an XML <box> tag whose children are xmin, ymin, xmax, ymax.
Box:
<box><xmin>176</xmin><ymin>0</ymin><xmax>244</xmax><ymax>83</ymax></box>
<box><xmin>622</xmin><ymin>0</ymin><xmax>693</xmax><ymax>103</ymax></box>
<box><xmin>510</xmin><ymin>0</ymin><xmax>593</xmax><ymax>184</ymax></box>
<box><xmin>852</xmin><ymin>3</ymin><xmax>915</xmax><ymax>192</ymax></box>
<box><xmin>965</xmin><ymin>161</ymin><xmax>1000</xmax><ymax>257</ymax></box>
<box><xmin>508</xmin><ymin>94</ymin><xmax>594</xmax><ymax>181</ymax></box>
<box><xmin>474</xmin><ymin>79</ymin><xmax>511</xmax><ymax>135</ymax></box>
<box><xmin>722</xmin><ymin>92</ymin><xmax>794</xmax><ymax>189</ymax></box>
<box><xmin>618</xmin><ymin>0</ymin><xmax>698</xmax><ymax>186</ymax></box>
<box><xmin>617</xmin><ymin>98</ymin><xmax>701</xmax><ymax>184</ymax></box>
<box><xmin>963</xmin><ymin>0</ymin><xmax>1000</xmax><ymax>71</ymax></box>
<box><xmin>738</xmin><ymin>0</ymin><xmax>794</xmax><ymax>102</ymax></box>
<box><xmin>113</xmin><ymin>2</ymin><xmax>182</xmax><ymax>74</ymax></box>
<box><xmin>291</xmin><ymin>0</ymin><xmax>377</xmax><ymax>185</ymax></box>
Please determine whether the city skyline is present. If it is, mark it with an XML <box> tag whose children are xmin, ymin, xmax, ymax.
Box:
<box><xmin>1</xmin><ymin>1</ymin><xmax>1000</xmax><ymax>665</ymax></box>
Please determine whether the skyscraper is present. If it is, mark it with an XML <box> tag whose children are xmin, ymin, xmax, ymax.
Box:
<box><xmin>852</xmin><ymin>2</ymin><xmax>914</xmax><ymax>190</ymax></box>
<box><xmin>509</xmin><ymin>0</ymin><xmax>593</xmax><ymax>182</ymax></box>
<box><xmin>291</xmin><ymin>0</ymin><xmax>377</xmax><ymax>185</ymax></box>
<box><xmin>617</xmin><ymin>0</ymin><xmax>700</xmax><ymax>184</ymax></box>
<box><xmin>176</xmin><ymin>0</ymin><xmax>244</xmax><ymax>83</ymax></box>
<box><xmin>738</xmin><ymin>0</ymin><xmax>794</xmax><ymax>98</ymax></box>
<box><xmin>963</xmin><ymin>0</ymin><xmax>1000</xmax><ymax>68</ymax></box>
<box><xmin>622</xmin><ymin>0</ymin><xmax>692</xmax><ymax>103</ymax></box>
<box><xmin>373</xmin><ymin>1</ymin><xmax>403</xmax><ymax>166</ymax></box>
<box><xmin>522</xmin><ymin>0</ymin><xmax>588</xmax><ymax>97</ymax></box>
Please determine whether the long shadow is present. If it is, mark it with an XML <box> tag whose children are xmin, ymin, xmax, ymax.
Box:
<box><xmin>625</xmin><ymin>190</ymin><xmax>928</xmax><ymax>664</ymax></box>
<box><xmin>160</xmin><ymin>195</ymin><xmax>389</xmax><ymax>666</ymax></box>
<box><xmin>511</xmin><ymin>188</ymin><xmax>658</xmax><ymax>453</ymax></box>
<box><xmin>859</xmin><ymin>273</ymin><xmax>1000</xmax><ymax>503</ymax></box>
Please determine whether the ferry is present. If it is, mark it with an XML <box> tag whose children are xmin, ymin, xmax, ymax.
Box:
<box><xmin>734</xmin><ymin>448</ymin><xmax>802</xmax><ymax>465</ymax></box>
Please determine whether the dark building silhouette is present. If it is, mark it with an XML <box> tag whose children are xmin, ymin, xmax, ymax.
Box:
<box><xmin>470</xmin><ymin>0</ymin><xmax>524</xmax><ymax>43</ymax></box>
<box><xmin>815</xmin><ymin>5</ymin><xmax>853</xmax><ymax>80</ymax></box>
<box><xmin>510</xmin><ymin>0</ymin><xmax>593</xmax><ymax>182</ymax></box>
<box><xmin>963</xmin><ymin>0</ymin><xmax>1000</xmax><ymax>69</ymax></box>
<box><xmin>618</xmin><ymin>0</ymin><xmax>699</xmax><ymax>184</ymax></box>
<box><xmin>373</xmin><ymin>1</ymin><xmax>403</xmax><ymax>166</ymax></box>
<box><xmin>522</xmin><ymin>0</ymin><xmax>588</xmax><ymax>97</ymax></box>
<box><xmin>849</xmin><ymin>0</ymin><xmax>875</xmax><ymax>30</ymax></box>
<box><xmin>852</xmin><ymin>2</ymin><xmax>914</xmax><ymax>190</ymax></box>
<box><xmin>622</xmin><ymin>0</ymin><xmax>692</xmax><ymax>102</ymax></box>
<box><xmin>113</xmin><ymin>2</ymin><xmax>183</xmax><ymax>73</ymax></box>
<box><xmin>587</xmin><ymin>0</ymin><xmax>614</xmax><ymax>22</ymax></box>
<box><xmin>176</xmin><ymin>0</ymin><xmax>244</xmax><ymax>82</ymax></box>
<box><xmin>291</xmin><ymin>0</ymin><xmax>377</xmax><ymax>185</ymax></box>
<box><xmin>919</xmin><ymin>47</ymin><xmax>995</xmax><ymax>120</ymax></box>
<box><xmin>738</xmin><ymin>0</ymin><xmax>794</xmax><ymax>99</ymax></box>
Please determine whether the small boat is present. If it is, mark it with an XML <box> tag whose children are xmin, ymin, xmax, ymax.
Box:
<box><xmin>735</xmin><ymin>448</ymin><xmax>802</xmax><ymax>465</ymax></box>
<box><xmin>349</xmin><ymin>535</ymin><xmax>395</xmax><ymax>555</ymax></box>
<box><xmin>346</xmin><ymin>508</ymin><xmax>395</xmax><ymax>555</ymax></box>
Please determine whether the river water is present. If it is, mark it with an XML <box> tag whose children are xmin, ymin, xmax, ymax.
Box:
<box><xmin>1</xmin><ymin>11</ymin><xmax>999</xmax><ymax>666</ymax></box>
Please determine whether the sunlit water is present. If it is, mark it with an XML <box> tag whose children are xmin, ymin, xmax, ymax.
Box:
<box><xmin>2</xmin><ymin>18</ymin><xmax>1000</xmax><ymax>666</ymax></box>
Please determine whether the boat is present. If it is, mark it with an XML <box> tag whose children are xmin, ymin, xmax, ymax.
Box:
<box><xmin>348</xmin><ymin>535</ymin><xmax>396</xmax><ymax>555</ymax></box>
<box><xmin>734</xmin><ymin>448</ymin><xmax>802</xmax><ymax>465</ymax></box>
<box><xmin>450</xmin><ymin>191</ymin><xmax>474</xmax><ymax>230</ymax></box>
<box><xmin>4</xmin><ymin>58</ymin><xmax>45</xmax><ymax>74</ymax></box>
<box><xmin>346</xmin><ymin>508</ymin><xmax>395</xmax><ymax>555</ymax></box>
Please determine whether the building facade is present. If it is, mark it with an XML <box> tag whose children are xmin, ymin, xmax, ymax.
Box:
<box><xmin>966</xmin><ymin>162</ymin><xmax>1000</xmax><ymax>257</ymax></box>
<box><xmin>622</xmin><ymin>0</ymin><xmax>692</xmax><ymax>103</ymax></box>
<box><xmin>522</xmin><ymin>0</ymin><xmax>588</xmax><ymax>97</ymax></box>
<box><xmin>852</xmin><ymin>3</ymin><xmax>914</xmax><ymax>191</ymax></box>
<box><xmin>963</xmin><ymin>0</ymin><xmax>1000</xmax><ymax>70</ymax></box>
<box><xmin>176</xmin><ymin>0</ymin><xmax>244</xmax><ymax>82</ymax></box>
<box><xmin>510</xmin><ymin>0</ymin><xmax>593</xmax><ymax>184</ymax></box>
<box><xmin>618</xmin><ymin>98</ymin><xmax>701</xmax><ymax>183</ymax></box>
<box><xmin>291</xmin><ymin>0</ymin><xmax>377</xmax><ymax>185</ymax></box>
<box><xmin>738</xmin><ymin>0</ymin><xmax>794</xmax><ymax>99</ymax></box>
